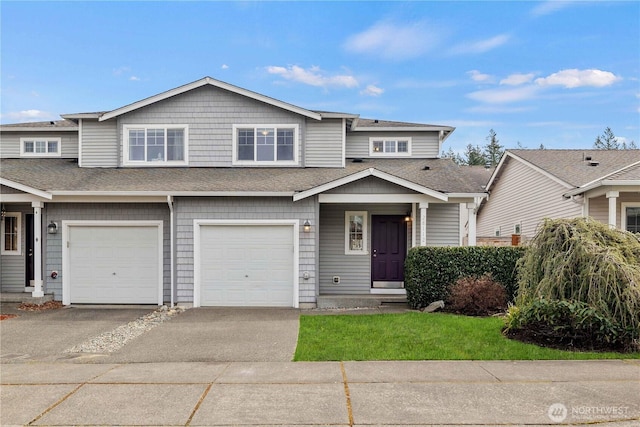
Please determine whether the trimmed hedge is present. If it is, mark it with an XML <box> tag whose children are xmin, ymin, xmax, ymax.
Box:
<box><xmin>405</xmin><ymin>246</ymin><xmax>526</xmax><ymax>309</ymax></box>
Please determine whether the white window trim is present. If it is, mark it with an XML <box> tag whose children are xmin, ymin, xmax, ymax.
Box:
<box><xmin>232</xmin><ymin>124</ymin><xmax>299</xmax><ymax>166</ymax></box>
<box><xmin>514</xmin><ymin>222</ymin><xmax>522</xmax><ymax>235</ymax></box>
<box><xmin>1</xmin><ymin>212</ymin><xmax>22</xmax><ymax>255</ymax></box>
<box><xmin>345</xmin><ymin>211</ymin><xmax>368</xmax><ymax>255</ymax></box>
<box><xmin>494</xmin><ymin>227</ymin><xmax>501</xmax><ymax>237</ymax></box>
<box><xmin>122</xmin><ymin>124</ymin><xmax>189</xmax><ymax>167</ymax></box>
<box><xmin>20</xmin><ymin>137</ymin><xmax>62</xmax><ymax>157</ymax></box>
<box><xmin>621</xmin><ymin>202</ymin><xmax>640</xmax><ymax>232</ymax></box>
<box><xmin>369</xmin><ymin>137</ymin><xmax>412</xmax><ymax>157</ymax></box>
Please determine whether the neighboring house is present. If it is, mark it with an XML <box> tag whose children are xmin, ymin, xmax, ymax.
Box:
<box><xmin>477</xmin><ymin>149</ymin><xmax>640</xmax><ymax>241</ymax></box>
<box><xmin>0</xmin><ymin>77</ymin><xmax>486</xmax><ymax>308</ymax></box>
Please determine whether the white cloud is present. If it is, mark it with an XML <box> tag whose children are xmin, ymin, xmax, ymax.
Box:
<box><xmin>500</xmin><ymin>73</ymin><xmax>536</xmax><ymax>86</ymax></box>
<box><xmin>343</xmin><ymin>20</ymin><xmax>441</xmax><ymax>60</ymax></box>
<box><xmin>530</xmin><ymin>1</ymin><xmax>573</xmax><ymax>17</ymax></box>
<box><xmin>467</xmin><ymin>70</ymin><xmax>494</xmax><ymax>83</ymax></box>
<box><xmin>266</xmin><ymin>65</ymin><xmax>358</xmax><ymax>88</ymax></box>
<box><xmin>4</xmin><ymin>109</ymin><xmax>51</xmax><ymax>122</ymax></box>
<box><xmin>535</xmin><ymin>69</ymin><xmax>621</xmax><ymax>88</ymax></box>
<box><xmin>360</xmin><ymin>85</ymin><xmax>384</xmax><ymax>97</ymax></box>
<box><xmin>467</xmin><ymin>85</ymin><xmax>540</xmax><ymax>104</ymax></box>
<box><xmin>221</xmin><ymin>64</ymin><xmax>229</xmax><ymax>70</ymax></box>
<box><xmin>450</xmin><ymin>34</ymin><xmax>510</xmax><ymax>55</ymax></box>
<box><xmin>129</xmin><ymin>76</ymin><xmax>140</xmax><ymax>81</ymax></box>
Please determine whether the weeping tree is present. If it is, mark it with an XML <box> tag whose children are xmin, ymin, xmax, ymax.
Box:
<box><xmin>505</xmin><ymin>218</ymin><xmax>640</xmax><ymax>351</ymax></box>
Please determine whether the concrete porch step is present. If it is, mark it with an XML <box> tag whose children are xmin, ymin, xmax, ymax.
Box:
<box><xmin>0</xmin><ymin>292</ymin><xmax>55</xmax><ymax>304</ymax></box>
<box><xmin>317</xmin><ymin>294</ymin><xmax>409</xmax><ymax>309</ymax></box>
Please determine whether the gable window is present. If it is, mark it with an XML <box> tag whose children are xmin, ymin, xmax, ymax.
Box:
<box><xmin>233</xmin><ymin>125</ymin><xmax>298</xmax><ymax>165</ymax></box>
<box><xmin>123</xmin><ymin>125</ymin><xmax>188</xmax><ymax>166</ymax></box>
<box><xmin>345</xmin><ymin>211</ymin><xmax>368</xmax><ymax>254</ymax></box>
<box><xmin>20</xmin><ymin>138</ymin><xmax>61</xmax><ymax>157</ymax></box>
<box><xmin>369</xmin><ymin>137</ymin><xmax>411</xmax><ymax>157</ymax></box>
<box><xmin>1</xmin><ymin>213</ymin><xmax>21</xmax><ymax>255</ymax></box>
<box><xmin>623</xmin><ymin>204</ymin><xmax>640</xmax><ymax>233</ymax></box>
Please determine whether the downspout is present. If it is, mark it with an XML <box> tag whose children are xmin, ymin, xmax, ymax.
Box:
<box><xmin>167</xmin><ymin>195</ymin><xmax>174</xmax><ymax>307</ymax></box>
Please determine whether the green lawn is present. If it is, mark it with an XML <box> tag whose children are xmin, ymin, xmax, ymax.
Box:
<box><xmin>294</xmin><ymin>312</ymin><xmax>640</xmax><ymax>361</ymax></box>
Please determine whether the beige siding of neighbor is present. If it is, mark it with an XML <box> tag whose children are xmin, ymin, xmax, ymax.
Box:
<box><xmin>0</xmin><ymin>131</ymin><xmax>78</xmax><ymax>159</ymax></box>
<box><xmin>80</xmin><ymin>119</ymin><xmax>118</xmax><ymax>167</ymax></box>
<box><xmin>345</xmin><ymin>131</ymin><xmax>440</xmax><ymax>158</ymax></box>
<box><xmin>588</xmin><ymin>192</ymin><xmax>640</xmax><ymax>229</ymax></box>
<box><xmin>477</xmin><ymin>157</ymin><xmax>582</xmax><ymax>238</ymax></box>
<box><xmin>305</xmin><ymin>118</ymin><xmax>344</xmax><ymax>167</ymax></box>
<box><xmin>117</xmin><ymin>85</ymin><xmax>308</xmax><ymax>167</ymax></box>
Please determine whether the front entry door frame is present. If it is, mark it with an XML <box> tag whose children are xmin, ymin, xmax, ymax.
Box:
<box><xmin>371</xmin><ymin>215</ymin><xmax>407</xmax><ymax>289</ymax></box>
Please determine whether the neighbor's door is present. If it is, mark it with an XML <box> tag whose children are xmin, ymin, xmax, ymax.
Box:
<box><xmin>371</xmin><ymin>215</ymin><xmax>406</xmax><ymax>288</ymax></box>
<box><xmin>25</xmin><ymin>214</ymin><xmax>35</xmax><ymax>288</ymax></box>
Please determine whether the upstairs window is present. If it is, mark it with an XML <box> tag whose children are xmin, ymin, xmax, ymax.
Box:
<box><xmin>369</xmin><ymin>137</ymin><xmax>411</xmax><ymax>156</ymax></box>
<box><xmin>233</xmin><ymin>125</ymin><xmax>298</xmax><ymax>165</ymax></box>
<box><xmin>20</xmin><ymin>138</ymin><xmax>61</xmax><ymax>157</ymax></box>
<box><xmin>123</xmin><ymin>125</ymin><xmax>188</xmax><ymax>166</ymax></box>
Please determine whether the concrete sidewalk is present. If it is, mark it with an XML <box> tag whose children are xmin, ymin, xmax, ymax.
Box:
<box><xmin>1</xmin><ymin>360</ymin><xmax>638</xmax><ymax>426</ymax></box>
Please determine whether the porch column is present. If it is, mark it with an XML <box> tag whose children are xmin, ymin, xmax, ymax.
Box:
<box><xmin>606</xmin><ymin>191</ymin><xmax>619</xmax><ymax>229</ymax></box>
<box><xmin>467</xmin><ymin>202</ymin><xmax>477</xmax><ymax>246</ymax></box>
<box><xmin>419</xmin><ymin>202</ymin><xmax>428</xmax><ymax>246</ymax></box>
<box><xmin>31</xmin><ymin>201</ymin><xmax>44</xmax><ymax>297</ymax></box>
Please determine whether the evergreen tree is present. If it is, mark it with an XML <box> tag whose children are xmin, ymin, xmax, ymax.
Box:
<box><xmin>441</xmin><ymin>147</ymin><xmax>464</xmax><ymax>165</ymax></box>
<box><xmin>594</xmin><ymin>127</ymin><xmax>620</xmax><ymax>150</ymax></box>
<box><xmin>463</xmin><ymin>144</ymin><xmax>486</xmax><ymax>166</ymax></box>
<box><xmin>484</xmin><ymin>129</ymin><xmax>503</xmax><ymax>166</ymax></box>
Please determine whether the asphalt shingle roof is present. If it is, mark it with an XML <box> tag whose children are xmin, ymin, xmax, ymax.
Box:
<box><xmin>0</xmin><ymin>119</ymin><xmax>78</xmax><ymax>129</ymax></box>
<box><xmin>0</xmin><ymin>158</ymin><xmax>485</xmax><ymax>195</ymax></box>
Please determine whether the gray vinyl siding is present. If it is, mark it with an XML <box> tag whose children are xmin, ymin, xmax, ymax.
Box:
<box><xmin>0</xmin><ymin>205</ymin><xmax>34</xmax><ymax>292</ymax></box>
<box><xmin>477</xmin><ymin>157</ymin><xmax>582</xmax><ymax>238</ymax></box>
<box><xmin>0</xmin><ymin>131</ymin><xmax>78</xmax><ymax>158</ymax></box>
<box><xmin>319</xmin><ymin>204</ymin><xmax>411</xmax><ymax>295</ymax></box>
<box><xmin>345</xmin><ymin>131</ymin><xmax>440</xmax><ymax>158</ymax></box>
<box><xmin>305</xmin><ymin>118</ymin><xmax>343</xmax><ymax>167</ymax></box>
<box><xmin>588</xmin><ymin>193</ymin><xmax>640</xmax><ymax>229</ymax></box>
<box><xmin>117</xmin><ymin>85</ymin><xmax>308</xmax><ymax>167</ymax></box>
<box><xmin>326</xmin><ymin>176</ymin><xmax>420</xmax><ymax>194</ymax></box>
<box><xmin>174</xmin><ymin>197</ymin><xmax>317</xmax><ymax>304</ymax></box>
<box><xmin>80</xmin><ymin>119</ymin><xmax>118</xmax><ymax>167</ymax></box>
<box><xmin>423</xmin><ymin>203</ymin><xmax>460</xmax><ymax>246</ymax></box>
<box><xmin>43</xmin><ymin>203</ymin><xmax>170</xmax><ymax>302</ymax></box>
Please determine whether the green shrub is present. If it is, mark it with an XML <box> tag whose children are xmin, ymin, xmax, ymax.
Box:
<box><xmin>507</xmin><ymin>218</ymin><xmax>640</xmax><ymax>352</ymax></box>
<box><xmin>447</xmin><ymin>274</ymin><xmax>508</xmax><ymax>316</ymax></box>
<box><xmin>405</xmin><ymin>246</ymin><xmax>526</xmax><ymax>309</ymax></box>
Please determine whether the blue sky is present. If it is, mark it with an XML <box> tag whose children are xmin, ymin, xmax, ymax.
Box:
<box><xmin>1</xmin><ymin>1</ymin><xmax>638</xmax><ymax>154</ymax></box>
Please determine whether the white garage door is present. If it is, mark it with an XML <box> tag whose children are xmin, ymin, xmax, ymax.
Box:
<box><xmin>67</xmin><ymin>225</ymin><xmax>161</xmax><ymax>304</ymax></box>
<box><xmin>198</xmin><ymin>224</ymin><xmax>295</xmax><ymax>307</ymax></box>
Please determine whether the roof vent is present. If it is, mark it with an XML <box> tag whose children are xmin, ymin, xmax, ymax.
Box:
<box><xmin>584</xmin><ymin>156</ymin><xmax>592</xmax><ymax>161</ymax></box>
<box><xmin>374</xmin><ymin>119</ymin><xmax>379</xmax><ymax>123</ymax></box>
<box><xmin>589</xmin><ymin>161</ymin><xmax>600</xmax><ymax>167</ymax></box>
<box><xmin>423</xmin><ymin>166</ymin><xmax>431</xmax><ymax>170</ymax></box>
<box><xmin>352</xmin><ymin>158</ymin><xmax>363</xmax><ymax>163</ymax></box>
<box><xmin>50</xmin><ymin>121</ymin><xmax>55</xmax><ymax>125</ymax></box>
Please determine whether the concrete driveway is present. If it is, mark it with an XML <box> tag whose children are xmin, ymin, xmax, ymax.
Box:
<box><xmin>0</xmin><ymin>304</ymin><xmax>300</xmax><ymax>363</ymax></box>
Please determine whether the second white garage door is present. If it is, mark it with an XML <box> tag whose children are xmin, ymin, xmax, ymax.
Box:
<box><xmin>197</xmin><ymin>223</ymin><xmax>296</xmax><ymax>307</ymax></box>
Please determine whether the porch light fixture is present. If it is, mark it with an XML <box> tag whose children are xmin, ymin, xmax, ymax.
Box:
<box><xmin>303</xmin><ymin>220</ymin><xmax>311</xmax><ymax>233</ymax></box>
<box><xmin>47</xmin><ymin>221</ymin><xmax>58</xmax><ymax>234</ymax></box>
<box><xmin>404</xmin><ymin>212</ymin><xmax>412</xmax><ymax>222</ymax></box>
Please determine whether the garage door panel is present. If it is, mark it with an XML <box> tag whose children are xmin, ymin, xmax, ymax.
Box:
<box><xmin>199</xmin><ymin>224</ymin><xmax>295</xmax><ymax>307</ymax></box>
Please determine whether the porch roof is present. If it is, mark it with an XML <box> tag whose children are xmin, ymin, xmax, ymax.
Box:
<box><xmin>0</xmin><ymin>158</ymin><xmax>486</xmax><ymax>198</ymax></box>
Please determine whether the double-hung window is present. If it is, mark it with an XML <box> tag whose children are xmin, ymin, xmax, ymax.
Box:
<box><xmin>123</xmin><ymin>125</ymin><xmax>188</xmax><ymax>166</ymax></box>
<box><xmin>233</xmin><ymin>125</ymin><xmax>298</xmax><ymax>165</ymax></box>
<box><xmin>622</xmin><ymin>203</ymin><xmax>640</xmax><ymax>233</ymax></box>
<box><xmin>20</xmin><ymin>138</ymin><xmax>61</xmax><ymax>157</ymax></box>
<box><xmin>1</xmin><ymin>213</ymin><xmax>21</xmax><ymax>255</ymax></box>
<box><xmin>369</xmin><ymin>137</ymin><xmax>411</xmax><ymax>157</ymax></box>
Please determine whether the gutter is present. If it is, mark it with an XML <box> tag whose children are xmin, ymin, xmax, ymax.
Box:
<box><xmin>167</xmin><ymin>195</ymin><xmax>175</xmax><ymax>308</ymax></box>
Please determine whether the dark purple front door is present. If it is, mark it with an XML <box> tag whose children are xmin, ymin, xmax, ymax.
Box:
<box><xmin>371</xmin><ymin>215</ymin><xmax>406</xmax><ymax>288</ymax></box>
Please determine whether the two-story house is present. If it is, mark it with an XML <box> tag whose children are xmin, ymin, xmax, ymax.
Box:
<box><xmin>0</xmin><ymin>77</ymin><xmax>486</xmax><ymax>308</ymax></box>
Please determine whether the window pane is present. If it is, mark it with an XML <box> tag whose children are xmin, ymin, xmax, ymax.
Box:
<box><xmin>238</xmin><ymin>128</ymin><xmax>255</xmax><ymax>161</ymax></box>
<box><xmin>372</xmin><ymin>141</ymin><xmax>383</xmax><ymax>153</ymax></box>
<box><xmin>397</xmin><ymin>140</ymin><xmax>408</xmax><ymax>153</ymax></box>
<box><xmin>256</xmin><ymin>128</ymin><xmax>274</xmax><ymax>161</ymax></box>
<box><xmin>627</xmin><ymin>207</ymin><xmax>640</xmax><ymax>233</ymax></box>
<box><xmin>47</xmin><ymin>141</ymin><xmax>58</xmax><ymax>153</ymax></box>
<box><xmin>277</xmin><ymin>129</ymin><xmax>294</xmax><ymax>161</ymax></box>
<box><xmin>146</xmin><ymin>129</ymin><xmax>165</xmax><ymax>161</ymax></box>
<box><xmin>35</xmin><ymin>141</ymin><xmax>46</xmax><ymax>153</ymax></box>
<box><xmin>385</xmin><ymin>141</ymin><xmax>396</xmax><ymax>153</ymax></box>
<box><xmin>3</xmin><ymin>216</ymin><xmax>18</xmax><ymax>251</ymax></box>
<box><xmin>129</xmin><ymin>129</ymin><xmax>145</xmax><ymax>161</ymax></box>
<box><xmin>24</xmin><ymin>141</ymin><xmax>34</xmax><ymax>153</ymax></box>
<box><xmin>167</xmin><ymin>129</ymin><xmax>184</xmax><ymax>161</ymax></box>
<box><xmin>349</xmin><ymin>215</ymin><xmax>364</xmax><ymax>251</ymax></box>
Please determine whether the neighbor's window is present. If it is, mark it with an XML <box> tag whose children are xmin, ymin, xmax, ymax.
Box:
<box><xmin>625</xmin><ymin>206</ymin><xmax>640</xmax><ymax>233</ymax></box>
<box><xmin>20</xmin><ymin>138</ymin><xmax>61</xmax><ymax>157</ymax></box>
<box><xmin>345</xmin><ymin>211</ymin><xmax>368</xmax><ymax>254</ymax></box>
<box><xmin>124</xmin><ymin>125</ymin><xmax>188</xmax><ymax>165</ymax></box>
<box><xmin>233</xmin><ymin>125</ymin><xmax>298</xmax><ymax>164</ymax></box>
<box><xmin>369</xmin><ymin>137</ymin><xmax>411</xmax><ymax>156</ymax></box>
<box><xmin>514</xmin><ymin>223</ymin><xmax>522</xmax><ymax>235</ymax></box>
<box><xmin>494</xmin><ymin>227</ymin><xmax>501</xmax><ymax>237</ymax></box>
<box><xmin>1</xmin><ymin>213</ymin><xmax>21</xmax><ymax>255</ymax></box>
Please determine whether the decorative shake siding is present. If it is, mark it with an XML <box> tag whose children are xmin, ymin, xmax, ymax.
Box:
<box><xmin>345</xmin><ymin>131</ymin><xmax>440</xmax><ymax>158</ymax></box>
<box><xmin>117</xmin><ymin>85</ymin><xmax>307</xmax><ymax>167</ymax></box>
<box><xmin>0</xmin><ymin>205</ymin><xmax>34</xmax><ymax>292</ymax></box>
<box><xmin>305</xmin><ymin>118</ymin><xmax>344</xmax><ymax>167</ymax></box>
<box><xmin>588</xmin><ymin>193</ymin><xmax>640</xmax><ymax>229</ymax></box>
<box><xmin>174</xmin><ymin>197</ymin><xmax>317</xmax><ymax>305</ymax></box>
<box><xmin>0</xmin><ymin>131</ymin><xmax>79</xmax><ymax>159</ymax></box>
<box><xmin>477</xmin><ymin>158</ymin><xmax>582</xmax><ymax>238</ymax></box>
<box><xmin>319</xmin><ymin>203</ymin><xmax>411</xmax><ymax>295</ymax></box>
<box><xmin>80</xmin><ymin>118</ymin><xmax>118</xmax><ymax>167</ymax></box>
<box><xmin>43</xmin><ymin>203</ymin><xmax>170</xmax><ymax>302</ymax></box>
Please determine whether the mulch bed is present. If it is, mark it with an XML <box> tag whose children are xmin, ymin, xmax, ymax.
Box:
<box><xmin>18</xmin><ymin>300</ymin><xmax>64</xmax><ymax>311</ymax></box>
<box><xmin>0</xmin><ymin>314</ymin><xmax>18</xmax><ymax>321</ymax></box>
